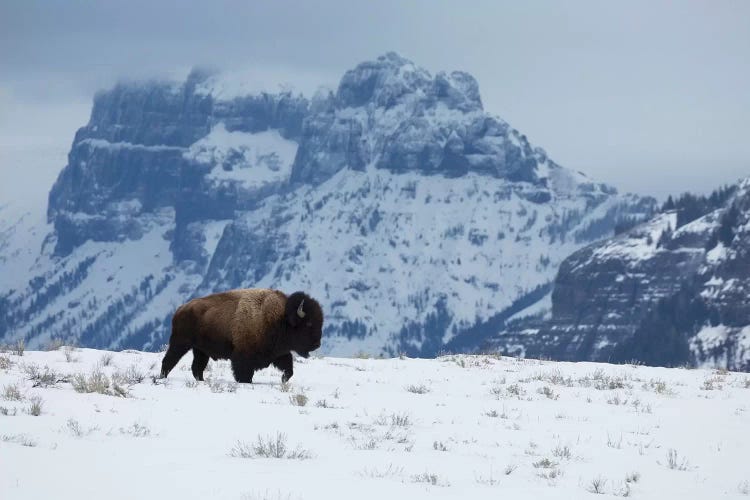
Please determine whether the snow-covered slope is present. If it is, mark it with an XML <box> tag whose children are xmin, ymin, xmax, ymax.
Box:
<box><xmin>0</xmin><ymin>53</ymin><xmax>655</xmax><ymax>356</ymax></box>
<box><xmin>200</xmin><ymin>166</ymin><xmax>645</xmax><ymax>356</ymax></box>
<box><xmin>1</xmin><ymin>348</ymin><xmax>749</xmax><ymax>499</ymax></box>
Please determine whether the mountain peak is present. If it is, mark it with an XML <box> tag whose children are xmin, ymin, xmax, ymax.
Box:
<box><xmin>377</xmin><ymin>51</ymin><xmax>416</xmax><ymax>66</ymax></box>
<box><xmin>335</xmin><ymin>52</ymin><xmax>481</xmax><ymax>112</ymax></box>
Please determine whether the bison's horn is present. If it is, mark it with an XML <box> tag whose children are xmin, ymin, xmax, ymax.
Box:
<box><xmin>297</xmin><ymin>299</ymin><xmax>306</xmax><ymax>319</ymax></box>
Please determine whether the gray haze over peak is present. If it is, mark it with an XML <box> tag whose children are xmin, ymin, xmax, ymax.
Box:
<box><xmin>1</xmin><ymin>0</ymin><xmax>749</xmax><ymax>204</ymax></box>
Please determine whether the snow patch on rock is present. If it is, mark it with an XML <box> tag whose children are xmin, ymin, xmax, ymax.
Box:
<box><xmin>185</xmin><ymin>123</ymin><xmax>298</xmax><ymax>190</ymax></box>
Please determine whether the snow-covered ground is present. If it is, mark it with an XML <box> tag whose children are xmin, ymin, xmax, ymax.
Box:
<box><xmin>1</xmin><ymin>349</ymin><xmax>748</xmax><ymax>499</ymax></box>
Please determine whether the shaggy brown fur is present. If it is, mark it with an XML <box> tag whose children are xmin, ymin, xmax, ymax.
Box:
<box><xmin>160</xmin><ymin>289</ymin><xmax>323</xmax><ymax>383</ymax></box>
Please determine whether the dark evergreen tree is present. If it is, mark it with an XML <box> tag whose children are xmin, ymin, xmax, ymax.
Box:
<box><xmin>657</xmin><ymin>224</ymin><xmax>672</xmax><ymax>248</ymax></box>
<box><xmin>662</xmin><ymin>195</ymin><xmax>675</xmax><ymax>211</ymax></box>
<box><xmin>614</xmin><ymin>216</ymin><xmax>639</xmax><ymax>235</ymax></box>
<box><xmin>718</xmin><ymin>204</ymin><xmax>739</xmax><ymax>246</ymax></box>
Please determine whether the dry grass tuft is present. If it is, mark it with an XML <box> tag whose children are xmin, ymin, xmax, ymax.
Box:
<box><xmin>405</xmin><ymin>383</ymin><xmax>430</xmax><ymax>394</ymax></box>
<box><xmin>390</xmin><ymin>413</ymin><xmax>411</xmax><ymax>427</ymax></box>
<box><xmin>0</xmin><ymin>355</ymin><xmax>12</xmax><ymax>370</ymax></box>
<box><xmin>23</xmin><ymin>364</ymin><xmax>60</xmax><ymax>387</ymax></box>
<box><xmin>112</xmin><ymin>365</ymin><xmax>145</xmax><ymax>385</ymax></box>
<box><xmin>119</xmin><ymin>422</ymin><xmax>151</xmax><ymax>437</ymax></box>
<box><xmin>358</xmin><ymin>464</ymin><xmax>404</xmax><ymax>479</ymax></box>
<box><xmin>289</xmin><ymin>393</ymin><xmax>308</xmax><ymax>407</ymax></box>
<box><xmin>664</xmin><ymin>449</ymin><xmax>690</xmax><ymax>471</ymax></box>
<box><xmin>433</xmin><ymin>440</ymin><xmax>449</xmax><ymax>451</ymax></box>
<box><xmin>537</xmin><ymin>386</ymin><xmax>558</xmax><ymax>400</ymax></box>
<box><xmin>13</xmin><ymin>340</ymin><xmax>25</xmax><ymax>357</ymax></box>
<box><xmin>411</xmin><ymin>472</ymin><xmax>449</xmax><ymax>487</ymax></box>
<box><xmin>532</xmin><ymin>457</ymin><xmax>558</xmax><ymax>469</ymax></box>
<box><xmin>2</xmin><ymin>383</ymin><xmax>24</xmax><ymax>401</ymax></box>
<box><xmin>1</xmin><ymin>433</ymin><xmax>36</xmax><ymax>447</ymax></box>
<box><xmin>552</xmin><ymin>444</ymin><xmax>572</xmax><ymax>460</ymax></box>
<box><xmin>27</xmin><ymin>395</ymin><xmax>43</xmax><ymax>416</ymax></box>
<box><xmin>67</xmin><ymin>418</ymin><xmax>99</xmax><ymax>437</ymax></box>
<box><xmin>587</xmin><ymin>476</ymin><xmax>607</xmax><ymax>494</ymax></box>
<box><xmin>231</xmin><ymin>432</ymin><xmax>312</xmax><ymax>460</ymax></box>
<box><xmin>206</xmin><ymin>377</ymin><xmax>237</xmax><ymax>393</ymax></box>
<box><xmin>72</xmin><ymin>369</ymin><xmax>129</xmax><ymax>397</ymax></box>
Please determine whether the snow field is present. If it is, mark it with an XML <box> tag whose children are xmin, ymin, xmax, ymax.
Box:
<box><xmin>184</xmin><ymin>123</ymin><xmax>299</xmax><ymax>190</ymax></box>
<box><xmin>1</xmin><ymin>349</ymin><xmax>749</xmax><ymax>499</ymax></box>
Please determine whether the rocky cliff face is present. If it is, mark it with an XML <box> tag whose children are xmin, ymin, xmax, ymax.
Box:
<box><xmin>47</xmin><ymin>70</ymin><xmax>308</xmax><ymax>258</ymax></box>
<box><xmin>485</xmin><ymin>179</ymin><xmax>750</xmax><ymax>371</ymax></box>
<box><xmin>0</xmin><ymin>53</ymin><xmax>654</xmax><ymax>356</ymax></box>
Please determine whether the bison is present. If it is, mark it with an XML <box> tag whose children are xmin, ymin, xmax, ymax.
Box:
<box><xmin>160</xmin><ymin>288</ymin><xmax>323</xmax><ymax>383</ymax></box>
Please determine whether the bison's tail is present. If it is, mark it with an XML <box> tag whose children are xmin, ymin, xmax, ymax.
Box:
<box><xmin>160</xmin><ymin>306</ymin><xmax>194</xmax><ymax>378</ymax></box>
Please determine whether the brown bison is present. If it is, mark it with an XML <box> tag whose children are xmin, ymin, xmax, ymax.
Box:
<box><xmin>160</xmin><ymin>289</ymin><xmax>323</xmax><ymax>383</ymax></box>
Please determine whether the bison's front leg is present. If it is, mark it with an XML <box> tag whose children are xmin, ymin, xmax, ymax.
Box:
<box><xmin>272</xmin><ymin>353</ymin><xmax>294</xmax><ymax>383</ymax></box>
<box><xmin>230</xmin><ymin>353</ymin><xmax>255</xmax><ymax>383</ymax></box>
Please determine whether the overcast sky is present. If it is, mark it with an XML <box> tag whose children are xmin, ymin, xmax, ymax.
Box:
<box><xmin>1</xmin><ymin>0</ymin><xmax>749</xmax><ymax>203</ymax></box>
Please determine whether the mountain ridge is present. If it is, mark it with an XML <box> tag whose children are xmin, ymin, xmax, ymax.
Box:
<box><xmin>482</xmin><ymin>177</ymin><xmax>750</xmax><ymax>371</ymax></box>
<box><xmin>0</xmin><ymin>53</ymin><xmax>655</xmax><ymax>356</ymax></box>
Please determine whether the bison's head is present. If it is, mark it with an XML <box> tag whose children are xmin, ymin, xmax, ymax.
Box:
<box><xmin>285</xmin><ymin>291</ymin><xmax>324</xmax><ymax>358</ymax></box>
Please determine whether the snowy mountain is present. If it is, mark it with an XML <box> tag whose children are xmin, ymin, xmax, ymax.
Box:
<box><xmin>0</xmin><ymin>53</ymin><xmax>654</xmax><ymax>355</ymax></box>
<box><xmin>484</xmin><ymin>178</ymin><xmax>750</xmax><ymax>371</ymax></box>
<box><xmin>2</xmin><ymin>348</ymin><xmax>749</xmax><ymax>499</ymax></box>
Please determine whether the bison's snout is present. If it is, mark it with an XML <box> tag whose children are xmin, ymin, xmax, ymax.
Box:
<box><xmin>296</xmin><ymin>340</ymin><xmax>320</xmax><ymax>359</ymax></box>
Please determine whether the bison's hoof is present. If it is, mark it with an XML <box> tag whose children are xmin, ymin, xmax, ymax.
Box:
<box><xmin>282</xmin><ymin>372</ymin><xmax>293</xmax><ymax>383</ymax></box>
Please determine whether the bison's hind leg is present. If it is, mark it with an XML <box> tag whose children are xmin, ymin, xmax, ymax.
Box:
<box><xmin>160</xmin><ymin>343</ymin><xmax>191</xmax><ymax>379</ymax></box>
<box><xmin>272</xmin><ymin>353</ymin><xmax>294</xmax><ymax>383</ymax></box>
<box><xmin>191</xmin><ymin>349</ymin><xmax>209</xmax><ymax>381</ymax></box>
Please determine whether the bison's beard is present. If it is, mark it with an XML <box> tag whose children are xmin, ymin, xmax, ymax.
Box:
<box><xmin>296</xmin><ymin>351</ymin><xmax>311</xmax><ymax>359</ymax></box>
